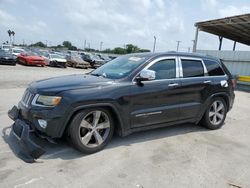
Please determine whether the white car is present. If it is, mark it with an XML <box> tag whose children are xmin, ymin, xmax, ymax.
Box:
<box><xmin>11</xmin><ymin>48</ymin><xmax>25</xmax><ymax>57</ymax></box>
<box><xmin>1</xmin><ymin>44</ymin><xmax>12</xmax><ymax>52</ymax></box>
<box><xmin>44</xmin><ymin>53</ymin><xmax>67</xmax><ymax>68</ymax></box>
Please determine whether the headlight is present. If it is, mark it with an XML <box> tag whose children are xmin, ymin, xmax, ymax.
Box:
<box><xmin>33</xmin><ymin>95</ymin><xmax>62</xmax><ymax>107</ymax></box>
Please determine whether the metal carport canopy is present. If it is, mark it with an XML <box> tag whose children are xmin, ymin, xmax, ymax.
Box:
<box><xmin>193</xmin><ymin>13</ymin><xmax>250</xmax><ymax>51</ymax></box>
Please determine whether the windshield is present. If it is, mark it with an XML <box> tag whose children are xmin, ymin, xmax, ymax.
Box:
<box><xmin>22</xmin><ymin>51</ymin><xmax>37</xmax><ymax>56</ymax></box>
<box><xmin>13</xmin><ymin>49</ymin><xmax>24</xmax><ymax>53</ymax></box>
<box><xmin>72</xmin><ymin>56</ymin><xmax>82</xmax><ymax>61</ymax></box>
<box><xmin>2</xmin><ymin>45</ymin><xmax>11</xmax><ymax>49</ymax></box>
<box><xmin>91</xmin><ymin>55</ymin><xmax>146</xmax><ymax>79</ymax></box>
<box><xmin>51</xmin><ymin>54</ymin><xmax>63</xmax><ymax>59</ymax></box>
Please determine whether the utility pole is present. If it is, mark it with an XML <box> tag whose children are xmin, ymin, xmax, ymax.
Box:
<box><xmin>153</xmin><ymin>36</ymin><xmax>156</xmax><ymax>53</ymax></box>
<box><xmin>100</xmin><ymin>41</ymin><xmax>103</xmax><ymax>51</ymax></box>
<box><xmin>176</xmin><ymin>40</ymin><xmax>181</xmax><ymax>52</ymax></box>
<box><xmin>84</xmin><ymin>40</ymin><xmax>86</xmax><ymax>50</ymax></box>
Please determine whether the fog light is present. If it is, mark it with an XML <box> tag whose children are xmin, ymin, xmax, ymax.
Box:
<box><xmin>38</xmin><ymin>119</ymin><xmax>47</xmax><ymax>129</ymax></box>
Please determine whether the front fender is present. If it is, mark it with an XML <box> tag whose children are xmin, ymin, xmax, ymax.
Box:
<box><xmin>60</xmin><ymin>102</ymin><xmax>125</xmax><ymax>138</ymax></box>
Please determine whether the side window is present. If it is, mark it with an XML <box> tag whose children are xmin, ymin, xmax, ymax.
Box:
<box><xmin>203</xmin><ymin>59</ymin><xmax>225</xmax><ymax>76</ymax></box>
<box><xmin>181</xmin><ymin>59</ymin><xmax>204</xmax><ymax>78</ymax></box>
<box><xmin>148</xmin><ymin>59</ymin><xmax>176</xmax><ymax>80</ymax></box>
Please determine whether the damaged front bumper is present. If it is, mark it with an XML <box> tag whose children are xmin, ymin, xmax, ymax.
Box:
<box><xmin>8</xmin><ymin>106</ymin><xmax>45</xmax><ymax>163</ymax></box>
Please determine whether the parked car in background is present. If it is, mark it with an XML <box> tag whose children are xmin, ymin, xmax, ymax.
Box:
<box><xmin>97</xmin><ymin>54</ymin><xmax>112</xmax><ymax>63</ymax></box>
<box><xmin>0</xmin><ymin>50</ymin><xmax>16</xmax><ymax>66</ymax></box>
<box><xmin>17</xmin><ymin>52</ymin><xmax>46</xmax><ymax>67</ymax></box>
<box><xmin>81</xmin><ymin>53</ymin><xmax>105</xmax><ymax>68</ymax></box>
<box><xmin>1</xmin><ymin>44</ymin><xmax>12</xmax><ymax>52</ymax></box>
<box><xmin>66</xmin><ymin>55</ymin><xmax>90</xmax><ymax>68</ymax></box>
<box><xmin>109</xmin><ymin>55</ymin><xmax>118</xmax><ymax>60</ymax></box>
<box><xmin>11</xmin><ymin>48</ymin><xmax>25</xmax><ymax>57</ymax></box>
<box><xmin>44</xmin><ymin>53</ymin><xmax>67</xmax><ymax>68</ymax></box>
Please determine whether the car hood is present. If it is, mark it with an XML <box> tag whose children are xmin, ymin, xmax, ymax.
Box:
<box><xmin>50</xmin><ymin>58</ymin><xmax>67</xmax><ymax>62</ymax></box>
<box><xmin>71</xmin><ymin>60</ymin><xmax>89</xmax><ymax>64</ymax></box>
<box><xmin>0</xmin><ymin>53</ymin><xmax>15</xmax><ymax>59</ymax></box>
<box><xmin>29</xmin><ymin>74</ymin><xmax>114</xmax><ymax>94</ymax></box>
<box><xmin>25</xmin><ymin>56</ymin><xmax>44</xmax><ymax>60</ymax></box>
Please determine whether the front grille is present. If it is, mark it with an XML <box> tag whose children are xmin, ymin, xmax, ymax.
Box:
<box><xmin>21</xmin><ymin>90</ymin><xmax>34</xmax><ymax>107</ymax></box>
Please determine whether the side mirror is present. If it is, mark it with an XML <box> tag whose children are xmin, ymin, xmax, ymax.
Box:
<box><xmin>136</xmin><ymin>69</ymin><xmax>156</xmax><ymax>82</ymax></box>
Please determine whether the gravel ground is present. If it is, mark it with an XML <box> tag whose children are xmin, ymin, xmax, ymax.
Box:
<box><xmin>0</xmin><ymin>64</ymin><xmax>92</xmax><ymax>89</ymax></box>
<box><xmin>0</xmin><ymin>64</ymin><xmax>250</xmax><ymax>188</ymax></box>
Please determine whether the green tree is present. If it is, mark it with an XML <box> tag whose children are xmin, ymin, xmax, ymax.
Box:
<box><xmin>62</xmin><ymin>41</ymin><xmax>72</xmax><ymax>48</ymax></box>
<box><xmin>114</xmin><ymin>47</ymin><xmax>126</xmax><ymax>54</ymax></box>
<box><xmin>126</xmin><ymin>44</ymin><xmax>139</xmax><ymax>53</ymax></box>
<box><xmin>138</xmin><ymin>49</ymin><xmax>150</xmax><ymax>53</ymax></box>
<box><xmin>32</xmin><ymin>41</ymin><xmax>46</xmax><ymax>48</ymax></box>
<box><xmin>69</xmin><ymin>46</ymin><xmax>77</xmax><ymax>50</ymax></box>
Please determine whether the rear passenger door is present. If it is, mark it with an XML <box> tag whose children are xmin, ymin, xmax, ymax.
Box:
<box><xmin>203</xmin><ymin>59</ymin><xmax>228</xmax><ymax>92</ymax></box>
<box><xmin>178</xmin><ymin>57</ymin><xmax>213</xmax><ymax>120</ymax></box>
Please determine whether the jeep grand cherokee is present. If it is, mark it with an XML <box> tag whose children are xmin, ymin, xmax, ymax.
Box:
<box><xmin>8</xmin><ymin>52</ymin><xmax>235</xmax><ymax>161</ymax></box>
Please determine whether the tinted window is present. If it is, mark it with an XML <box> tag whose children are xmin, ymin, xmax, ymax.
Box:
<box><xmin>148</xmin><ymin>59</ymin><xmax>176</xmax><ymax>80</ymax></box>
<box><xmin>182</xmin><ymin>59</ymin><xmax>204</xmax><ymax>78</ymax></box>
<box><xmin>203</xmin><ymin>59</ymin><xmax>225</xmax><ymax>76</ymax></box>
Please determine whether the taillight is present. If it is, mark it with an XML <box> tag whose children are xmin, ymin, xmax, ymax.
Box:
<box><xmin>231</xmin><ymin>79</ymin><xmax>237</xmax><ymax>89</ymax></box>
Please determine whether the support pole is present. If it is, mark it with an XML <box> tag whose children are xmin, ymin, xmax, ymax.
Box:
<box><xmin>219</xmin><ymin>36</ymin><xmax>223</xmax><ymax>51</ymax></box>
<box><xmin>192</xmin><ymin>26</ymin><xmax>199</xmax><ymax>52</ymax></box>
<box><xmin>176</xmin><ymin>41</ymin><xmax>181</xmax><ymax>52</ymax></box>
<box><xmin>233</xmin><ymin>41</ymin><xmax>236</xmax><ymax>51</ymax></box>
<box><xmin>100</xmin><ymin>41</ymin><xmax>103</xmax><ymax>51</ymax></box>
<box><xmin>153</xmin><ymin>36</ymin><xmax>156</xmax><ymax>53</ymax></box>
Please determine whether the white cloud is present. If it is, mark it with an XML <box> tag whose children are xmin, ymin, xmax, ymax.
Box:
<box><xmin>58</xmin><ymin>0</ymin><xmax>185</xmax><ymax>50</ymax></box>
<box><xmin>205</xmin><ymin>0</ymin><xmax>217</xmax><ymax>7</ymax></box>
<box><xmin>0</xmin><ymin>0</ymin><xmax>249</xmax><ymax>51</ymax></box>
<box><xmin>0</xmin><ymin>9</ymin><xmax>16</xmax><ymax>27</ymax></box>
<box><xmin>219</xmin><ymin>5</ymin><xmax>250</xmax><ymax>17</ymax></box>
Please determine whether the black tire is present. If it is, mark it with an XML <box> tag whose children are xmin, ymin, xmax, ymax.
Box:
<box><xmin>200</xmin><ymin>97</ymin><xmax>227</xmax><ymax>130</ymax></box>
<box><xmin>69</xmin><ymin>108</ymin><xmax>114</xmax><ymax>154</ymax></box>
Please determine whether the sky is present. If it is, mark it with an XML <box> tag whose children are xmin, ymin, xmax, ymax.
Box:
<box><xmin>0</xmin><ymin>0</ymin><xmax>250</xmax><ymax>52</ymax></box>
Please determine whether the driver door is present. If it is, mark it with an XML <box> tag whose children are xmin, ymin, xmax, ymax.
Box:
<box><xmin>129</xmin><ymin>57</ymin><xmax>182</xmax><ymax>128</ymax></box>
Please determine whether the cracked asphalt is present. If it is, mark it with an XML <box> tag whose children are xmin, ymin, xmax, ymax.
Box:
<box><xmin>0</xmin><ymin>64</ymin><xmax>250</xmax><ymax>188</ymax></box>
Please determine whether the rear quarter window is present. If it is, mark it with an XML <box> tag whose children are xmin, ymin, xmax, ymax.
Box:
<box><xmin>203</xmin><ymin>59</ymin><xmax>225</xmax><ymax>76</ymax></box>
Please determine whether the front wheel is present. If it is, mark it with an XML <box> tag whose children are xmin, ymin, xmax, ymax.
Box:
<box><xmin>200</xmin><ymin>97</ymin><xmax>227</xmax><ymax>130</ymax></box>
<box><xmin>69</xmin><ymin>108</ymin><xmax>114</xmax><ymax>154</ymax></box>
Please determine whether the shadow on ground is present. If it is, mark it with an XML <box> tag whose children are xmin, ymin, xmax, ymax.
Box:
<box><xmin>2</xmin><ymin>123</ymin><xmax>207</xmax><ymax>163</ymax></box>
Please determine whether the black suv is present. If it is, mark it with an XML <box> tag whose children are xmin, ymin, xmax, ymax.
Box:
<box><xmin>8</xmin><ymin>52</ymin><xmax>235</xmax><ymax>161</ymax></box>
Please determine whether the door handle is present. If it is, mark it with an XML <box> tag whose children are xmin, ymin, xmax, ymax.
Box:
<box><xmin>204</xmin><ymin>80</ymin><xmax>211</xmax><ymax>84</ymax></box>
<box><xmin>168</xmin><ymin>83</ymin><xmax>179</xmax><ymax>87</ymax></box>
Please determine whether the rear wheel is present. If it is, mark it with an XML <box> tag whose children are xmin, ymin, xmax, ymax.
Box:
<box><xmin>69</xmin><ymin>108</ymin><xmax>114</xmax><ymax>154</ymax></box>
<box><xmin>200</xmin><ymin>97</ymin><xmax>227</xmax><ymax>130</ymax></box>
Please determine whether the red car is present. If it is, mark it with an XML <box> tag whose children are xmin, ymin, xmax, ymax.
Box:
<box><xmin>17</xmin><ymin>52</ymin><xmax>46</xmax><ymax>66</ymax></box>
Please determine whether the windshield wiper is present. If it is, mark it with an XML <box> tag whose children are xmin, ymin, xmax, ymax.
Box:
<box><xmin>91</xmin><ymin>73</ymin><xmax>104</xmax><ymax>77</ymax></box>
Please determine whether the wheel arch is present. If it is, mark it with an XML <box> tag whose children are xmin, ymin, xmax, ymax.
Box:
<box><xmin>210</xmin><ymin>93</ymin><xmax>230</xmax><ymax>112</ymax></box>
<box><xmin>62</xmin><ymin>103</ymin><xmax>124</xmax><ymax>138</ymax></box>
<box><xmin>196</xmin><ymin>92</ymin><xmax>230</xmax><ymax>124</ymax></box>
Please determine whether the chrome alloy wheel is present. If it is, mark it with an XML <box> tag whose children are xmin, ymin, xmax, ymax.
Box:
<box><xmin>209</xmin><ymin>100</ymin><xmax>225</xmax><ymax>126</ymax></box>
<box><xmin>79</xmin><ymin>110</ymin><xmax>110</xmax><ymax>148</ymax></box>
